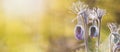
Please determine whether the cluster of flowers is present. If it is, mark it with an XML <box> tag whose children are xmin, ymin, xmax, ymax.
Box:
<box><xmin>72</xmin><ymin>1</ymin><xmax>120</xmax><ymax>52</ymax></box>
<box><xmin>108</xmin><ymin>23</ymin><xmax>120</xmax><ymax>52</ymax></box>
<box><xmin>72</xmin><ymin>1</ymin><xmax>106</xmax><ymax>40</ymax></box>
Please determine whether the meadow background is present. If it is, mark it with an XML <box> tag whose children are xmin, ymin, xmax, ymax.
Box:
<box><xmin>0</xmin><ymin>0</ymin><xmax>120</xmax><ymax>52</ymax></box>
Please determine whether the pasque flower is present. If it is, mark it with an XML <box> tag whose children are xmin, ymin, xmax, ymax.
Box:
<box><xmin>89</xmin><ymin>25</ymin><xmax>99</xmax><ymax>37</ymax></box>
<box><xmin>108</xmin><ymin>23</ymin><xmax>120</xmax><ymax>52</ymax></box>
<box><xmin>96</xmin><ymin>8</ymin><xmax>106</xmax><ymax>20</ymax></box>
<box><xmin>72</xmin><ymin>1</ymin><xmax>106</xmax><ymax>52</ymax></box>
<box><xmin>74</xmin><ymin>25</ymin><xmax>84</xmax><ymax>40</ymax></box>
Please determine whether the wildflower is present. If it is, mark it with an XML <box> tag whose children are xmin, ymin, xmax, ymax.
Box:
<box><xmin>96</xmin><ymin>8</ymin><xmax>106</xmax><ymax>20</ymax></box>
<box><xmin>89</xmin><ymin>25</ymin><xmax>99</xmax><ymax>37</ymax></box>
<box><xmin>74</xmin><ymin>25</ymin><xmax>84</xmax><ymax>40</ymax></box>
<box><xmin>79</xmin><ymin>9</ymin><xmax>89</xmax><ymax>24</ymax></box>
<box><xmin>108</xmin><ymin>23</ymin><xmax>120</xmax><ymax>52</ymax></box>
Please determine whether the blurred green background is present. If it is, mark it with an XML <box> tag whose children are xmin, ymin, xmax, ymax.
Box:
<box><xmin>0</xmin><ymin>0</ymin><xmax>120</xmax><ymax>52</ymax></box>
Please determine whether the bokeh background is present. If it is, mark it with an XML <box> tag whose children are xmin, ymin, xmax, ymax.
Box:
<box><xmin>0</xmin><ymin>0</ymin><xmax>120</xmax><ymax>52</ymax></box>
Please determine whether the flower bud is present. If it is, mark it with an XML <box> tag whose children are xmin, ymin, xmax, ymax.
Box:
<box><xmin>74</xmin><ymin>25</ymin><xmax>84</xmax><ymax>40</ymax></box>
<box><xmin>89</xmin><ymin>25</ymin><xmax>99</xmax><ymax>37</ymax></box>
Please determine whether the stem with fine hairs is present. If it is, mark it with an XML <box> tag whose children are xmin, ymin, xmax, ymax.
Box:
<box><xmin>84</xmin><ymin>22</ymin><xmax>89</xmax><ymax>52</ymax></box>
<box><xmin>83</xmin><ymin>17</ymin><xmax>89</xmax><ymax>52</ymax></box>
<box><xmin>97</xmin><ymin>18</ymin><xmax>101</xmax><ymax>52</ymax></box>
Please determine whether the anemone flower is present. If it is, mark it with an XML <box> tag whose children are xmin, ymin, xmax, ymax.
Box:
<box><xmin>108</xmin><ymin>23</ymin><xmax>116</xmax><ymax>52</ymax></box>
<box><xmin>86</xmin><ymin>8</ymin><xmax>105</xmax><ymax>52</ymax></box>
<box><xmin>74</xmin><ymin>25</ymin><xmax>84</xmax><ymax>40</ymax></box>
<box><xmin>89</xmin><ymin>25</ymin><xmax>99</xmax><ymax>38</ymax></box>
<box><xmin>112</xmin><ymin>33</ymin><xmax>120</xmax><ymax>52</ymax></box>
<box><xmin>95</xmin><ymin>8</ymin><xmax>106</xmax><ymax>48</ymax></box>
<box><xmin>108</xmin><ymin>23</ymin><xmax>120</xmax><ymax>52</ymax></box>
<box><xmin>88</xmin><ymin>9</ymin><xmax>99</xmax><ymax>38</ymax></box>
<box><xmin>72</xmin><ymin>1</ymin><xmax>89</xmax><ymax>52</ymax></box>
<box><xmin>76</xmin><ymin>12</ymin><xmax>89</xmax><ymax>52</ymax></box>
<box><xmin>96</xmin><ymin>8</ymin><xmax>106</xmax><ymax>20</ymax></box>
<box><xmin>78</xmin><ymin>8</ymin><xmax>93</xmax><ymax>52</ymax></box>
<box><xmin>95</xmin><ymin>8</ymin><xmax>106</xmax><ymax>40</ymax></box>
<box><xmin>74</xmin><ymin>13</ymin><xmax>85</xmax><ymax>40</ymax></box>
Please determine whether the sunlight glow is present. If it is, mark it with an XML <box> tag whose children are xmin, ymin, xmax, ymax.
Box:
<box><xmin>2</xmin><ymin>0</ymin><xmax>45</xmax><ymax>16</ymax></box>
<box><xmin>18</xmin><ymin>43</ymin><xmax>42</xmax><ymax>52</ymax></box>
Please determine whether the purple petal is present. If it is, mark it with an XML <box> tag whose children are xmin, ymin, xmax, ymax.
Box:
<box><xmin>74</xmin><ymin>25</ymin><xmax>84</xmax><ymax>40</ymax></box>
<box><xmin>80</xmin><ymin>10</ymin><xmax>89</xmax><ymax>23</ymax></box>
<box><xmin>96</xmin><ymin>8</ymin><xmax>106</xmax><ymax>20</ymax></box>
<box><xmin>89</xmin><ymin>26</ymin><xmax>99</xmax><ymax>37</ymax></box>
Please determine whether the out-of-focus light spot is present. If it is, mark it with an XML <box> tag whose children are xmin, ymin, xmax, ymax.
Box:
<box><xmin>2</xmin><ymin>0</ymin><xmax>46</xmax><ymax>17</ymax></box>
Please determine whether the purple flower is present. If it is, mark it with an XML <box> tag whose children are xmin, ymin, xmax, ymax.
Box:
<box><xmin>88</xmin><ymin>8</ymin><xmax>106</xmax><ymax>21</ymax></box>
<box><xmin>96</xmin><ymin>8</ymin><xmax>106</xmax><ymax>20</ymax></box>
<box><xmin>79</xmin><ymin>9</ymin><xmax>89</xmax><ymax>24</ymax></box>
<box><xmin>74</xmin><ymin>25</ymin><xmax>84</xmax><ymax>40</ymax></box>
<box><xmin>89</xmin><ymin>25</ymin><xmax>99</xmax><ymax>37</ymax></box>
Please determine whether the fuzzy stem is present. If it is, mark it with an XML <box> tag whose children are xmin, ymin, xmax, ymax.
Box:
<box><xmin>110</xmin><ymin>34</ymin><xmax>112</xmax><ymax>52</ymax></box>
<box><xmin>83</xmin><ymin>17</ymin><xmax>89</xmax><ymax>52</ymax></box>
<box><xmin>84</xmin><ymin>23</ymin><xmax>89</xmax><ymax>52</ymax></box>
<box><xmin>97</xmin><ymin>18</ymin><xmax>101</xmax><ymax>52</ymax></box>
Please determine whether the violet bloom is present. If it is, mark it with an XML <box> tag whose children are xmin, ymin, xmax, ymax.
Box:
<box><xmin>74</xmin><ymin>25</ymin><xmax>84</xmax><ymax>40</ymax></box>
<box><xmin>96</xmin><ymin>8</ymin><xmax>106</xmax><ymax>20</ymax></box>
<box><xmin>72</xmin><ymin>1</ymin><xmax>88</xmax><ymax>40</ymax></box>
<box><xmin>108</xmin><ymin>23</ymin><xmax>120</xmax><ymax>52</ymax></box>
<box><xmin>113</xmin><ymin>33</ymin><xmax>120</xmax><ymax>52</ymax></box>
<box><xmin>89</xmin><ymin>25</ymin><xmax>99</xmax><ymax>38</ymax></box>
<box><xmin>87</xmin><ymin>9</ymin><xmax>99</xmax><ymax>38</ymax></box>
<box><xmin>79</xmin><ymin>9</ymin><xmax>89</xmax><ymax>24</ymax></box>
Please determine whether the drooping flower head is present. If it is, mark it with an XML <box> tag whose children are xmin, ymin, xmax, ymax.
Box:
<box><xmin>72</xmin><ymin>1</ymin><xmax>88</xmax><ymax>40</ymax></box>
<box><xmin>108</xmin><ymin>23</ymin><xmax>120</xmax><ymax>44</ymax></box>
<box><xmin>107</xmin><ymin>23</ymin><xmax>120</xmax><ymax>52</ymax></box>
<box><xmin>89</xmin><ymin>25</ymin><xmax>99</xmax><ymax>37</ymax></box>
<box><xmin>74</xmin><ymin>25</ymin><xmax>84</xmax><ymax>40</ymax></box>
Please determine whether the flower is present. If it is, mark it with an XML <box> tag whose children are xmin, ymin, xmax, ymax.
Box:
<box><xmin>112</xmin><ymin>32</ymin><xmax>120</xmax><ymax>44</ymax></box>
<box><xmin>74</xmin><ymin>25</ymin><xmax>84</xmax><ymax>40</ymax></box>
<box><xmin>79</xmin><ymin>9</ymin><xmax>90</xmax><ymax>23</ymax></box>
<box><xmin>89</xmin><ymin>25</ymin><xmax>99</xmax><ymax>37</ymax></box>
<box><xmin>96</xmin><ymin>8</ymin><xmax>106</xmax><ymax>20</ymax></box>
<box><xmin>108</xmin><ymin>23</ymin><xmax>120</xmax><ymax>52</ymax></box>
